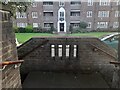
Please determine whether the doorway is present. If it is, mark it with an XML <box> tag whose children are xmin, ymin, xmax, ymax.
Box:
<box><xmin>60</xmin><ymin>23</ymin><xmax>64</xmax><ymax>32</ymax></box>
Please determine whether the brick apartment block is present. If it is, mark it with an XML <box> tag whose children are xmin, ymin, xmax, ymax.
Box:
<box><xmin>14</xmin><ymin>0</ymin><xmax>119</xmax><ymax>33</ymax></box>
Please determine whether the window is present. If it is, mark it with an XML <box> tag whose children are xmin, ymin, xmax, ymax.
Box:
<box><xmin>17</xmin><ymin>23</ymin><xmax>27</xmax><ymax>28</ymax></box>
<box><xmin>98</xmin><ymin>11</ymin><xmax>109</xmax><ymax>17</ymax></box>
<box><xmin>115</xmin><ymin>11</ymin><xmax>120</xmax><ymax>17</ymax></box>
<box><xmin>44</xmin><ymin>23</ymin><xmax>53</xmax><ymax>28</ymax></box>
<box><xmin>71</xmin><ymin>1</ymin><xmax>81</xmax><ymax>5</ymax></box>
<box><xmin>87</xmin><ymin>22</ymin><xmax>92</xmax><ymax>28</ymax></box>
<box><xmin>43</xmin><ymin>12</ymin><xmax>53</xmax><ymax>16</ymax></box>
<box><xmin>58</xmin><ymin>45</ymin><xmax>62</xmax><ymax>57</ymax></box>
<box><xmin>32</xmin><ymin>12</ymin><xmax>38</xmax><ymax>18</ymax></box>
<box><xmin>70</xmin><ymin>23</ymin><xmax>80</xmax><ymax>28</ymax></box>
<box><xmin>116</xmin><ymin>0</ymin><xmax>120</xmax><ymax>5</ymax></box>
<box><xmin>60</xmin><ymin>12</ymin><xmax>64</xmax><ymax>17</ymax></box>
<box><xmin>97</xmin><ymin>22</ymin><xmax>108</xmax><ymax>28</ymax></box>
<box><xmin>66</xmin><ymin>45</ymin><xmax>70</xmax><ymax>57</ymax></box>
<box><xmin>51</xmin><ymin>45</ymin><xmax>55</xmax><ymax>57</ymax></box>
<box><xmin>99</xmin><ymin>0</ymin><xmax>110</xmax><ymax>6</ymax></box>
<box><xmin>59</xmin><ymin>11</ymin><xmax>65</xmax><ymax>21</ymax></box>
<box><xmin>16</xmin><ymin>12</ymin><xmax>27</xmax><ymax>18</ymax></box>
<box><xmin>73</xmin><ymin>45</ymin><xmax>77</xmax><ymax>57</ymax></box>
<box><xmin>70</xmin><ymin>11</ymin><xmax>80</xmax><ymax>16</ymax></box>
<box><xmin>113</xmin><ymin>22</ymin><xmax>119</xmax><ymax>28</ymax></box>
<box><xmin>87</xmin><ymin>11</ymin><xmax>92</xmax><ymax>17</ymax></box>
<box><xmin>33</xmin><ymin>23</ymin><xmax>38</xmax><ymax>28</ymax></box>
<box><xmin>59</xmin><ymin>1</ymin><xmax>65</xmax><ymax>6</ymax></box>
<box><xmin>32</xmin><ymin>2</ymin><xmax>37</xmax><ymax>7</ymax></box>
<box><xmin>88</xmin><ymin>0</ymin><xmax>93</xmax><ymax>6</ymax></box>
<box><xmin>43</xmin><ymin>2</ymin><xmax>53</xmax><ymax>5</ymax></box>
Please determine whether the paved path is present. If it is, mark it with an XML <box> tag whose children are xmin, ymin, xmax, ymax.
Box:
<box><xmin>23</xmin><ymin>71</ymin><xmax>109</xmax><ymax>88</ymax></box>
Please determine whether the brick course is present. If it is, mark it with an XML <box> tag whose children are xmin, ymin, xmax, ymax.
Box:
<box><xmin>0</xmin><ymin>4</ymin><xmax>22</xmax><ymax>89</ymax></box>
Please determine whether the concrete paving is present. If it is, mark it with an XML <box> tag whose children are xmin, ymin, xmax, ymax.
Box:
<box><xmin>22</xmin><ymin>71</ymin><xmax>109</xmax><ymax>88</ymax></box>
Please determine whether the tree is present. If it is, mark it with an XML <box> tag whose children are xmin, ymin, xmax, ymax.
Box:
<box><xmin>1</xmin><ymin>0</ymin><xmax>32</xmax><ymax>18</ymax></box>
<box><xmin>79</xmin><ymin>22</ymin><xmax>88</xmax><ymax>29</ymax></box>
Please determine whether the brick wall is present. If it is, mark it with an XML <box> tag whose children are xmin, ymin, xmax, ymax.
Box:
<box><xmin>0</xmin><ymin>4</ymin><xmax>22</xmax><ymax>89</ymax></box>
<box><xmin>18</xmin><ymin>36</ymin><xmax>117</xmax><ymax>87</ymax></box>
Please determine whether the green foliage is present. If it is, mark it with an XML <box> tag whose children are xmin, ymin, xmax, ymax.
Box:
<box><xmin>2</xmin><ymin>0</ymin><xmax>32</xmax><ymax>18</ymax></box>
<box><xmin>71</xmin><ymin>28</ymin><xmax>89</xmax><ymax>33</ymax></box>
<box><xmin>18</xmin><ymin>28</ymin><xmax>26</xmax><ymax>33</ymax></box>
<box><xmin>25</xmin><ymin>25</ymin><xmax>33</xmax><ymax>33</ymax></box>
<box><xmin>79</xmin><ymin>22</ymin><xmax>88</xmax><ymax>29</ymax></box>
<box><xmin>49</xmin><ymin>26</ymin><xmax>57</xmax><ymax>33</ymax></box>
<box><xmin>69</xmin><ymin>25</ymin><xmax>73</xmax><ymax>33</ymax></box>
<box><xmin>13</xmin><ymin>26</ymin><xmax>19</xmax><ymax>33</ymax></box>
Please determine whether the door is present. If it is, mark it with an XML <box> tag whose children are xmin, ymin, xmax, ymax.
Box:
<box><xmin>60</xmin><ymin>23</ymin><xmax>64</xmax><ymax>32</ymax></box>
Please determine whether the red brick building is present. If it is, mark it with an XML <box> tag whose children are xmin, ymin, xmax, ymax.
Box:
<box><xmin>13</xmin><ymin>0</ymin><xmax>119</xmax><ymax>32</ymax></box>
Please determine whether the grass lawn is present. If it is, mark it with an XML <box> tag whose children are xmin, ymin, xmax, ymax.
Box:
<box><xmin>15</xmin><ymin>32</ymin><xmax>113</xmax><ymax>44</ymax></box>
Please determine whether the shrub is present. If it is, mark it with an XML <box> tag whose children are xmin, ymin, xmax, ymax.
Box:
<box><xmin>71</xmin><ymin>27</ymin><xmax>88</xmax><ymax>33</ymax></box>
<box><xmin>25</xmin><ymin>25</ymin><xmax>33</xmax><ymax>33</ymax></box>
<box><xmin>69</xmin><ymin>25</ymin><xmax>73</xmax><ymax>33</ymax></box>
<box><xmin>33</xmin><ymin>26</ymin><xmax>42</xmax><ymax>33</ymax></box>
<box><xmin>79</xmin><ymin>22</ymin><xmax>88</xmax><ymax>29</ymax></box>
<box><xmin>18</xmin><ymin>28</ymin><xmax>26</xmax><ymax>33</ymax></box>
<box><xmin>49</xmin><ymin>26</ymin><xmax>57</xmax><ymax>33</ymax></box>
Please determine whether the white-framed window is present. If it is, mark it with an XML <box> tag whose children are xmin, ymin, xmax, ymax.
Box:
<box><xmin>73</xmin><ymin>45</ymin><xmax>77</xmax><ymax>57</ymax></box>
<box><xmin>51</xmin><ymin>45</ymin><xmax>55</xmax><ymax>57</ymax></box>
<box><xmin>44</xmin><ymin>23</ymin><xmax>53</xmax><ymax>28</ymax></box>
<box><xmin>97</xmin><ymin>22</ymin><xmax>108</xmax><ymax>28</ymax></box>
<box><xmin>58</xmin><ymin>45</ymin><xmax>62</xmax><ymax>57</ymax></box>
<box><xmin>87</xmin><ymin>22</ymin><xmax>92</xmax><ymax>28</ymax></box>
<box><xmin>59</xmin><ymin>1</ymin><xmax>65</xmax><ymax>6</ymax></box>
<box><xmin>99</xmin><ymin>0</ymin><xmax>110</xmax><ymax>6</ymax></box>
<box><xmin>87</xmin><ymin>11</ymin><xmax>92</xmax><ymax>17</ymax></box>
<box><xmin>43</xmin><ymin>2</ymin><xmax>53</xmax><ymax>5</ymax></box>
<box><xmin>98</xmin><ymin>11</ymin><xmax>109</xmax><ymax>17</ymax></box>
<box><xmin>115</xmin><ymin>11</ymin><xmax>120</xmax><ymax>17</ymax></box>
<box><xmin>113</xmin><ymin>22</ymin><xmax>119</xmax><ymax>28</ymax></box>
<box><xmin>17</xmin><ymin>23</ymin><xmax>27</xmax><ymax>28</ymax></box>
<box><xmin>70</xmin><ymin>23</ymin><xmax>80</xmax><ymax>28</ymax></box>
<box><xmin>32</xmin><ymin>2</ymin><xmax>37</xmax><ymax>7</ymax></box>
<box><xmin>116</xmin><ymin>0</ymin><xmax>120</xmax><ymax>5</ymax></box>
<box><xmin>88</xmin><ymin>0</ymin><xmax>93</xmax><ymax>6</ymax></box>
<box><xmin>33</xmin><ymin>23</ymin><xmax>38</xmax><ymax>28</ymax></box>
<box><xmin>71</xmin><ymin>1</ymin><xmax>81</xmax><ymax>5</ymax></box>
<box><xmin>70</xmin><ymin>11</ymin><xmax>80</xmax><ymax>16</ymax></box>
<box><xmin>66</xmin><ymin>45</ymin><xmax>70</xmax><ymax>57</ymax></box>
<box><xmin>60</xmin><ymin>12</ymin><xmax>64</xmax><ymax>17</ymax></box>
<box><xmin>32</xmin><ymin>12</ymin><xmax>38</xmax><ymax>18</ymax></box>
<box><xmin>16</xmin><ymin>12</ymin><xmax>27</xmax><ymax>18</ymax></box>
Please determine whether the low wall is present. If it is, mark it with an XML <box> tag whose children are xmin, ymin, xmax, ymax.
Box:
<box><xmin>18</xmin><ymin>36</ymin><xmax>117</xmax><ymax>87</ymax></box>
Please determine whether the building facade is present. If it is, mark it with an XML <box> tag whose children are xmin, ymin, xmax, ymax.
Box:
<box><xmin>14</xmin><ymin>0</ymin><xmax>120</xmax><ymax>33</ymax></box>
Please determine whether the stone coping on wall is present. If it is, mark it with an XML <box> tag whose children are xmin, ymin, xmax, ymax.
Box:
<box><xmin>32</xmin><ymin>36</ymin><xmax>98</xmax><ymax>39</ymax></box>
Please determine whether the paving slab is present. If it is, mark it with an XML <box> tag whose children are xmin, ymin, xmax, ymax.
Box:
<box><xmin>22</xmin><ymin>71</ymin><xmax>109</xmax><ymax>88</ymax></box>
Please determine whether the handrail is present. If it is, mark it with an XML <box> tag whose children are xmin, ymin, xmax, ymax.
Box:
<box><xmin>0</xmin><ymin>60</ymin><xmax>24</xmax><ymax>66</ymax></box>
<box><xmin>90</xmin><ymin>43</ymin><xmax>117</xmax><ymax>60</ymax></box>
<box><xmin>110</xmin><ymin>61</ymin><xmax>120</xmax><ymax>65</ymax></box>
<box><xmin>0</xmin><ymin>60</ymin><xmax>24</xmax><ymax>70</ymax></box>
